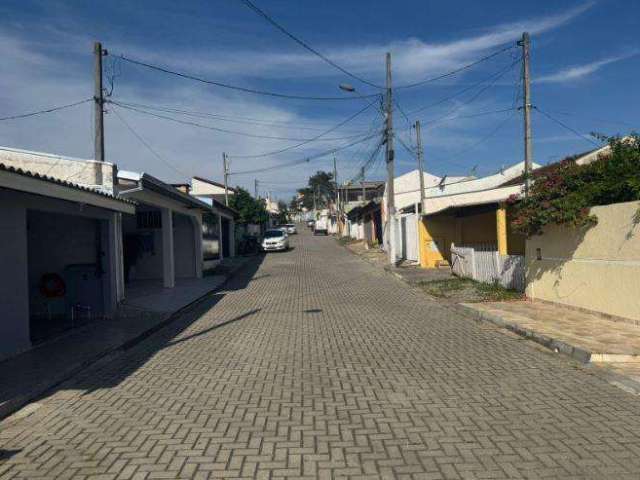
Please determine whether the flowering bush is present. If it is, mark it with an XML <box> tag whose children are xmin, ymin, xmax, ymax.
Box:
<box><xmin>511</xmin><ymin>134</ymin><xmax>640</xmax><ymax>236</ymax></box>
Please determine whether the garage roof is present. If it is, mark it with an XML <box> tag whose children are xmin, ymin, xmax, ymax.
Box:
<box><xmin>0</xmin><ymin>162</ymin><xmax>136</xmax><ymax>214</ymax></box>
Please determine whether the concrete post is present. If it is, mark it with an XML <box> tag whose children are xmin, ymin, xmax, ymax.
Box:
<box><xmin>161</xmin><ymin>208</ymin><xmax>175</xmax><ymax>288</ymax></box>
<box><xmin>218</xmin><ymin>213</ymin><xmax>224</xmax><ymax>260</ymax></box>
<box><xmin>496</xmin><ymin>204</ymin><xmax>508</xmax><ymax>255</ymax></box>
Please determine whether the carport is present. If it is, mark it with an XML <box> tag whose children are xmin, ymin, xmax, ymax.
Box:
<box><xmin>0</xmin><ymin>163</ymin><xmax>135</xmax><ymax>359</ymax></box>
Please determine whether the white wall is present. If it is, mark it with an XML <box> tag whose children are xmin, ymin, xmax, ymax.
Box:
<box><xmin>0</xmin><ymin>147</ymin><xmax>116</xmax><ymax>193</ymax></box>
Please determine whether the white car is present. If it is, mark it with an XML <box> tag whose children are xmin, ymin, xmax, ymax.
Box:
<box><xmin>261</xmin><ymin>229</ymin><xmax>290</xmax><ymax>252</ymax></box>
<box><xmin>284</xmin><ymin>224</ymin><xmax>297</xmax><ymax>235</ymax></box>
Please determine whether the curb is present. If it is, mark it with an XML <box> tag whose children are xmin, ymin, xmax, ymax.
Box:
<box><xmin>0</xmin><ymin>257</ymin><xmax>255</xmax><ymax>422</ymax></box>
<box><xmin>456</xmin><ymin>303</ymin><xmax>592</xmax><ymax>364</ymax></box>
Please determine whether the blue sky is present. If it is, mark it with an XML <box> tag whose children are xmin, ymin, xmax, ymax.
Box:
<box><xmin>0</xmin><ymin>0</ymin><xmax>638</xmax><ymax>200</ymax></box>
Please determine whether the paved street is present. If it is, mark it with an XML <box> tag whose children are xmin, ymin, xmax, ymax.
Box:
<box><xmin>2</xmin><ymin>229</ymin><xmax>640</xmax><ymax>480</ymax></box>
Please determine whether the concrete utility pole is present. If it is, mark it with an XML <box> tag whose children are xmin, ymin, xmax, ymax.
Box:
<box><xmin>254</xmin><ymin>179</ymin><xmax>259</xmax><ymax>198</ymax></box>
<box><xmin>415</xmin><ymin>120</ymin><xmax>425</xmax><ymax>213</ymax></box>
<box><xmin>385</xmin><ymin>52</ymin><xmax>396</xmax><ymax>265</ymax></box>
<box><xmin>313</xmin><ymin>184</ymin><xmax>317</xmax><ymax>212</ymax></box>
<box><xmin>360</xmin><ymin>167</ymin><xmax>366</xmax><ymax>205</ymax></box>
<box><xmin>519</xmin><ymin>32</ymin><xmax>533</xmax><ymax>196</ymax></box>
<box><xmin>94</xmin><ymin>41</ymin><xmax>105</xmax><ymax>163</ymax></box>
<box><xmin>222</xmin><ymin>152</ymin><xmax>229</xmax><ymax>206</ymax></box>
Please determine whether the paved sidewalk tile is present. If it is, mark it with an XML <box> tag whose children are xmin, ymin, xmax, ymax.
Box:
<box><xmin>2</xmin><ymin>230</ymin><xmax>640</xmax><ymax>479</ymax></box>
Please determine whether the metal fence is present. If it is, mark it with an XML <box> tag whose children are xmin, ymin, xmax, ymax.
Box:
<box><xmin>450</xmin><ymin>243</ymin><xmax>525</xmax><ymax>291</ymax></box>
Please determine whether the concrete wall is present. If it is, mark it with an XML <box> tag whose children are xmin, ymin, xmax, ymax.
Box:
<box><xmin>0</xmin><ymin>147</ymin><xmax>116</xmax><ymax>192</ymax></box>
<box><xmin>526</xmin><ymin>200</ymin><xmax>640</xmax><ymax>321</ymax></box>
<box><xmin>27</xmin><ymin>211</ymin><xmax>99</xmax><ymax>317</ymax></box>
<box><xmin>174</xmin><ymin>213</ymin><xmax>196</xmax><ymax>278</ymax></box>
<box><xmin>0</xmin><ymin>201</ymin><xmax>30</xmax><ymax>360</ymax></box>
<box><xmin>0</xmin><ymin>188</ymin><xmax>120</xmax><ymax>360</ymax></box>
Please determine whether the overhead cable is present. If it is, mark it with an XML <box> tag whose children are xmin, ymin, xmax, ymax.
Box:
<box><xmin>109</xmin><ymin>100</ymin><xmax>370</xmax><ymax>142</ymax></box>
<box><xmin>229</xmin><ymin>132</ymin><xmax>380</xmax><ymax>176</ymax></box>
<box><xmin>237</xmin><ymin>0</ymin><xmax>383</xmax><ymax>90</ymax></box>
<box><xmin>0</xmin><ymin>98</ymin><xmax>92</xmax><ymax>122</ymax></box>
<box><xmin>229</xmin><ymin>97</ymin><xmax>381</xmax><ymax>159</ymax></box>
<box><xmin>533</xmin><ymin>107</ymin><xmax>602</xmax><ymax>147</ymax></box>
<box><xmin>118</xmin><ymin>55</ymin><xmax>379</xmax><ymax>101</ymax></box>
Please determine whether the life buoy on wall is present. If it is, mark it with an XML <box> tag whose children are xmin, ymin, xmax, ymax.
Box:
<box><xmin>39</xmin><ymin>273</ymin><xmax>66</xmax><ymax>298</ymax></box>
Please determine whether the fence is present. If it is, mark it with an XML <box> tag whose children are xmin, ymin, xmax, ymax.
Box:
<box><xmin>450</xmin><ymin>243</ymin><xmax>525</xmax><ymax>291</ymax></box>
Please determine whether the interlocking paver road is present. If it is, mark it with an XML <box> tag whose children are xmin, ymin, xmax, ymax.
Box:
<box><xmin>2</xmin><ymin>229</ymin><xmax>640</xmax><ymax>479</ymax></box>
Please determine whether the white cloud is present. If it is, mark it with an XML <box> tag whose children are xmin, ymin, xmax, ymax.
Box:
<box><xmin>536</xmin><ymin>52</ymin><xmax>638</xmax><ymax>84</ymax></box>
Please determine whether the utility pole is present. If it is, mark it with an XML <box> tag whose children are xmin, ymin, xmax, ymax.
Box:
<box><xmin>415</xmin><ymin>120</ymin><xmax>425</xmax><ymax>213</ymax></box>
<box><xmin>94</xmin><ymin>41</ymin><xmax>105</xmax><ymax>164</ymax></box>
<box><xmin>333</xmin><ymin>156</ymin><xmax>339</xmax><ymax>234</ymax></box>
<box><xmin>361</xmin><ymin>167</ymin><xmax>366</xmax><ymax>205</ymax></box>
<box><xmin>519</xmin><ymin>32</ymin><xmax>533</xmax><ymax>196</ymax></box>
<box><xmin>254</xmin><ymin>179</ymin><xmax>259</xmax><ymax>198</ymax></box>
<box><xmin>222</xmin><ymin>152</ymin><xmax>229</xmax><ymax>206</ymax></box>
<box><xmin>384</xmin><ymin>52</ymin><xmax>396</xmax><ymax>265</ymax></box>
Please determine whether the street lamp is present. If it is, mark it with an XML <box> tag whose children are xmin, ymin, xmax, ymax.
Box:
<box><xmin>339</xmin><ymin>83</ymin><xmax>356</xmax><ymax>93</ymax></box>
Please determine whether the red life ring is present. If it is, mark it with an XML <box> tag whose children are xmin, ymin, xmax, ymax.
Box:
<box><xmin>40</xmin><ymin>273</ymin><xmax>66</xmax><ymax>298</ymax></box>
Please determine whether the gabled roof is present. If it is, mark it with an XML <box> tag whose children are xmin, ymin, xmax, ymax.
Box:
<box><xmin>0</xmin><ymin>162</ymin><xmax>135</xmax><ymax>214</ymax></box>
<box><xmin>192</xmin><ymin>176</ymin><xmax>237</xmax><ymax>192</ymax></box>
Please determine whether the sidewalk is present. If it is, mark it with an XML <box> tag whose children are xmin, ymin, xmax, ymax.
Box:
<box><xmin>461</xmin><ymin>301</ymin><xmax>640</xmax><ymax>363</ymax></box>
<box><xmin>342</xmin><ymin>237</ymin><xmax>640</xmax><ymax>391</ymax></box>
<box><xmin>0</xmin><ymin>255</ymin><xmax>255</xmax><ymax>420</ymax></box>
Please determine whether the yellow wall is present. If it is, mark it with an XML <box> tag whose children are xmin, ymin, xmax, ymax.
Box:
<box><xmin>526</xmin><ymin>200</ymin><xmax>640</xmax><ymax>321</ymax></box>
<box><xmin>460</xmin><ymin>211</ymin><xmax>496</xmax><ymax>245</ymax></box>
<box><xmin>419</xmin><ymin>214</ymin><xmax>457</xmax><ymax>268</ymax></box>
<box><xmin>506</xmin><ymin>206</ymin><xmax>526</xmax><ymax>255</ymax></box>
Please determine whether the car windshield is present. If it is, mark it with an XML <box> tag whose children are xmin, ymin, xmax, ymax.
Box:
<box><xmin>264</xmin><ymin>230</ymin><xmax>285</xmax><ymax>238</ymax></box>
<box><xmin>286</xmin><ymin>224</ymin><xmax>294</xmax><ymax>227</ymax></box>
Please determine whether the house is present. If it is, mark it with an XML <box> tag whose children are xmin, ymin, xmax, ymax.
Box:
<box><xmin>0</xmin><ymin>158</ymin><xmax>134</xmax><ymax>360</ymax></box>
<box><xmin>191</xmin><ymin>176</ymin><xmax>236</xmax><ymax>204</ymax></box>
<box><xmin>346</xmin><ymin>199</ymin><xmax>384</xmax><ymax>246</ymax></box>
<box><xmin>338</xmin><ymin>181</ymin><xmax>385</xmax><ymax>236</ymax></box>
<box><xmin>116</xmin><ymin>170</ymin><xmax>213</xmax><ymax>290</ymax></box>
<box><xmin>417</xmin><ymin>161</ymin><xmax>537</xmax><ymax>269</ymax></box>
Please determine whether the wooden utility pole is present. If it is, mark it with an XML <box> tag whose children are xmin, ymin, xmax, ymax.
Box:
<box><xmin>222</xmin><ymin>152</ymin><xmax>229</xmax><ymax>206</ymax></box>
<box><xmin>94</xmin><ymin>41</ymin><xmax>105</xmax><ymax>164</ymax></box>
<box><xmin>385</xmin><ymin>52</ymin><xmax>396</xmax><ymax>265</ymax></box>
<box><xmin>519</xmin><ymin>32</ymin><xmax>533</xmax><ymax>196</ymax></box>
<box><xmin>415</xmin><ymin>120</ymin><xmax>425</xmax><ymax>213</ymax></box>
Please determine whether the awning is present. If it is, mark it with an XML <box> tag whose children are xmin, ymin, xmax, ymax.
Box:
<box><xmin>422</xmin><ymin>185</ymin><xmax>523</xmax><ymax>217</ymax></box>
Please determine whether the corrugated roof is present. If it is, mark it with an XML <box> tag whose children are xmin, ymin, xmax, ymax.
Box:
<box><xmin>0</xmin><ymin>162</ymin><xmax>135</xmax><ymax>205</ymax></box>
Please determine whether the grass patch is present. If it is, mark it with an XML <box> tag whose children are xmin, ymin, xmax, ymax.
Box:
<box><xmin>336</xmin><ymin>236</ymin><xmax>359</xmax><ymax>246</ymax></box>
<box><xmin>420</xmin><ymin>277</ymin><xmax>523</xmax><ymax>302</ymax></box>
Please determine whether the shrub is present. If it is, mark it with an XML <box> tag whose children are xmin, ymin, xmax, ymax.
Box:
<box><xmin>510</xmin><ymin>134</ymin><xmax>640</xmax><ymax>236</ymax></box>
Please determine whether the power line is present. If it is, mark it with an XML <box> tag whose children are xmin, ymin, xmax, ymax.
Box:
<box><xmin>229</xmin><ymin>132</ymin><xmax>380</xmax><ymax>176</ymax></box>
<box><xmin>537</xmin><ymin>109</ymin><xmax>637</xmax><ymax>130</ymax></box>
<box><xmin>533</xmin><ymin>107</ymin><xmax>603</xmax><ymax>147</ymax></box>
<box><xmin>394</xmin><ymin>44</ymin><xmax>517</xmax><ymax>90</ymax></box>
<box><xmin>0</xmin><ymin>98</ymin><xmax>92</xmax><ymax>122</ymax></box>
<box><xmin>111</xmin><ymin>106</ymin><xmax>190</xmax><ymax>178</ymax></box>
<box><xmin>237</xmin><ymin>0</ymin><xmax>383</xmax><ymax>90</ymax></box>
<box><xmin>109</xmin><ymin>100</ymin><xmax>370</xmax><ymax>142</ymax></box>
<box><xmin>118</xmin><ymin>55</ymin><xmax>380</xmax><ymax>101</ymax></box>
<box><xmin>111</xmin><ymin>99</ymin><xmax>373</xmax><ymax>132</ymax></box>
<box><xmin>409</xmin><ymin>56</ymin><xmax>521</xmax><ymax>115</ymax></box>
<box><xmin>228</xmin><ymin>96</ymin><xmax>381</xmax><ymax>159</ymax></box>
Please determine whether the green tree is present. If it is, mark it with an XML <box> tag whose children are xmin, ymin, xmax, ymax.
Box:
<box><xmin>277</xmin><ymin>200</ymin><xmax>289</xmax><ymax>224</ymax></box>
<box><xmin>296</xmin><ymin>170</ymin><xmax>335</xmax><ymax>210</ymax></box>
<box><xmin>229</xmin><ymin>187</ymin><xmax>269</xmax><ymax>225</ymax></box>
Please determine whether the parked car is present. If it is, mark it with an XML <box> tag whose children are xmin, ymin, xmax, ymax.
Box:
<box><xmin>307</xmin><ymin>220</ymin><xmax>315</xmax><ymax>229</ymax></box>
<box><xmin>284</xmin><ymin>223</ymin><xmax>297</xmax><ymax>235</ymax></box>
<box><xmin>261</xmin><ymin>229</ymin><xmax>290</xmax><ymax>252</ymax></box>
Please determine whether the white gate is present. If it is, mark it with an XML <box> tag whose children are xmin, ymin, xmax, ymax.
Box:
<box><xmin>400</xmin><ymin>214</ymin><xmax>419</xmax><ymax>262</ymax></box>
<box><xmin>451</xmin><ymin>243</ymin><xmax>525</xmax><ymax>291</ymax></box>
